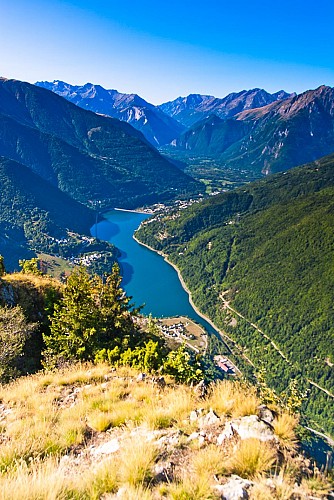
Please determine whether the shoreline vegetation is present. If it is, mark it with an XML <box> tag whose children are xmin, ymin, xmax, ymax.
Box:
<box><xmin>132</xmin><ymin>232</ymin><xmax>233</xmax><ymax>350</ymax></box>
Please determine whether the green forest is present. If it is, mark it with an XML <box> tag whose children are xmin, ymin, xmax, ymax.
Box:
<box><xmin>136</xmin><ymin>154</ymin><xmax>334</xmax><ymax>436</ymax></box>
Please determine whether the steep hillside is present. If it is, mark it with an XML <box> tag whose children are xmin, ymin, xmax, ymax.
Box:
<box><xmin>35</xmin><ymin>80</ymin><xmax>185</xmax><ymax>146</ymax></box>
<box><xmin>0</xmin><ymin>156</ymin><xmax>98</xmax><ymax>270</ymax></box>
<box><xmin>0</xmin><ymin>364</ymin><xmax>332</xmax><ymax>499</ymax></box>
<box><xmin>172</xmin><ymin>86</ymin><xmax>334</xmax><ymax>176</ymax></box>
<box><xmin>0</xmin><ymin>78</ymin><xmax>201</xmax><ymax>209</ymax></box>
<box><xmin>136</xmin><ymin>153</ymin><xmax>334</xmax><ymax>436</ymax></box>
<box><xmin>160</xmin><ymin>88</ymin><xmax>294</xmax><ymax>127</ymax></box>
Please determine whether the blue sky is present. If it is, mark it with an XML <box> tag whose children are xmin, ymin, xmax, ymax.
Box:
<box><xmin>1</xmin><ymin>0</ymin><xmax>334</xmax><ymax>104</ymax></box>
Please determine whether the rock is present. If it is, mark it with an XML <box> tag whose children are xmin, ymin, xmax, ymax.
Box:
<box><xmin>215</xmin><ymin>475</ymin><xmax>252</xmax><ymax>499</ymax></box>
<box><xmin>217</xmin><ymin>422</ymin><xmax>235</xmax><ymax>445</ymax></box>
<box><xmin>189</xmin><ymin>408</ymin><xmax>203</xmax><ymax>421</ymax></box>
<box><xmin>153</xmin><ymin>461</ymin><xmax>173</xmax><ymax>482</ymax></box>
<box><xmin>258</xmin><ymin>404</ymin><xmax>275</xmax><ymax>424</ymax></box>
<box><xmin>198</xmin><ymin>409</ymin><xmax>220</xmax><ymax>428</ymax></box>
<box><xmin>231</xmin><ymin>415</ymin><xmax>275</xmax><ymax>442</ymax></box>
<box><xmin>136</xmin><ymin>372</ymin><xmax>147</xmax><ymax>382</ymax></box>
<box><xmin>92</xmin><ymin>438</ymin><xmax>120</xmax><ymax>455</ymax></box>
<box><xmin>198</xmin><ymin>434</ymin><xmax>206</xmax><ymax>446</ymax></box>
<box><xmin>157</xmin><ymin>430</ymin><xmax>182</xmax><ymax>447</ymax></box>
<box><xmin>187</xmin><ymin>432</ymin><xmax>200</xmax><ymax>441</ymax></box>
<box><xmin>194</xmin><ymin>379</ymin><xmax>208</xmax><ymax>398</ymax></box>
<box><xmin>152</xmin><ymin>376</ymin><xmax>166</xmax><ymax>389</ymax></box>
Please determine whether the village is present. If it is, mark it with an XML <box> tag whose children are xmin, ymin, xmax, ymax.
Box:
<box><xmin>157</xmin><ymin>316</ymin><xmax>207</xmax><ymax>353</ymax></box>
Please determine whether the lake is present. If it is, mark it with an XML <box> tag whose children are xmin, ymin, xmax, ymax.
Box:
<box><xmin>91</xmin><ymin>209</ymin><xmax>219</xmax><ymax>335</ymax></box>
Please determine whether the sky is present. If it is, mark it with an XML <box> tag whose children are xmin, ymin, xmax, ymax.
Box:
<box><xmin>1</xmin><ymin>0</ymin><xmax>334</xmax><ymax>104</ymax></box>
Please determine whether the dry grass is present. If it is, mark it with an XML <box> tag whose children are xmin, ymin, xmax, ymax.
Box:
<box><xmin>250</xmin><ymin>469</ymin><xmax>295</xmax><ymax>500</ymax></box>
<box><xmin>226</xmin><ymin>438</ymin><xmax>277</xmax><ymax>479</ymax></box>
<box><xmin>0</xmin><ymin>364</ymin><xmax>327</xmax><ymax>499</ymax></box>
<box><xmin>166</xmin><ymin>475</ymin><xmax>216</xmax><ymax>500</ymax></box>
<box><xmin>118</xmin><ymin>437</ymin><xmax>158</xmax><ymax>486</ymax></box>
<box><xmin>162</xmin><ymin>386</ymin><xmax>197</xmax><ymax>423</ymax></box>
<box><xmin>117</xmin><ymin>484</ymin><xmax>155</xmax><ymax>499</ymax></box>
<box><xmin>272</xmin><ymin>413</ymin><xmax>298</xmax><ymax>451</ymax></box>
<box><xmin>205</xmin><ymin>380</ymin><xmax>260</xmax><ymax>417</ymax></box>
<box><xmin>300</xmin><ymin>471</ymin><xmax>333</xmax><ymax>497</ymax></box>
<box><xmin>0</xmin><ymin>455</ymin><xmax>119</xmax><ymax>500</ymax></box>
<box><xmin>191</xmin><ymin>445</ymin><xmax>226</xmax><ymax>477</ymax></box>
<box><xmin>249</xmin><ymin>480</ymin><xmax>276</xmax><ymax>499</ymax></box>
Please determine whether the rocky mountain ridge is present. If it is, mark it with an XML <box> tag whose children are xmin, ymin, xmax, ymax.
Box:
<box><xmin>0</xmin><ymin>78</ymin><xmax>200</xmax><ymax>208</ymax></box>
<box><xmin>35</xmin><ymin>80</ymin><xmax>185</xmax><ymax>146</ymax></box>
<box><xmin>172</xmin><ymin>85</ymin><xmax>334</xmax><ymax>175</ymax></box>
<box><xmin>159</xmin><ymin>88</ymin><xmax>295</xmax><ymax>127</ymax></box>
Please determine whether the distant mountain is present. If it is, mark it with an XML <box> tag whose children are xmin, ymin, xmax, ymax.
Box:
<box><xmin>0</xmin><ymin>78</ymin><xmax>201</xmax><ymax>209</ymax></box>
<box><xmin>35</xmin><ymin>81</ymin><xmax>185</xmax><ymax>146</ymax></box>
<box><xmin>159</xmin><ymin>88</ymin><xmax>295</xmax><ymax>128</ymax></box>
<box><xmin>136</xmin><ymin>152</ymin><xmax>334</xmax><ymax>436</ymax></box>
<box><xmin>172</xmin><ymin>86</ymin><xmax>334</xmax><ymax>175</ymax></box>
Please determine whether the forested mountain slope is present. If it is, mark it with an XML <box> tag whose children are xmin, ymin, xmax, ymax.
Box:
<box><xmin>136</xmin><ymin>153</ymin><xmax>334</xmax><ymax>435</ymax></box>
<box><xmin>0</xmin><ymin>78</ymin><xmax>201</xmax><ymax>208</ymax></box>
<box><xmin>0</xmin><ymin>156</ymin><xmax>95</xmax><ymax>270</ymax></box>
<box><xmin>172</xmin><ymin>86</ymin><xmax>334</xmax><ymax>176</ymax></box>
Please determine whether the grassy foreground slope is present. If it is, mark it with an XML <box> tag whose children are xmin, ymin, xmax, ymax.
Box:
<box><xmin>136</xmin><ymin>154</ymin><xmax>334</xmax><ymax>436</ymax></box>
<box><xmin>0</xmin><ymin>364</ymin><xmax>332</xmax><ymax>499</ymax></box>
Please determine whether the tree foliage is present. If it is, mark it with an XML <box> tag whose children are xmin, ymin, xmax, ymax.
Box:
<box><xmin>0</xmin><ymin>305</ymin><xmax>37</xmax><ymax>382</ymax></box>
<box><xmin>136</xmin><ymin>154</ymin><xmax>334</xmax><ymax>434</ymax></box>
<box><xmin>43</xmin><ymin>265</ymin><xmax>140</xmax><ymax>367</ymax></box>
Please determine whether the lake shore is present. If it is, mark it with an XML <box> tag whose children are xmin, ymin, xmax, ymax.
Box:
<box><xmin>133</xmin><ymin>233</ymin><xmax>227</xmax><ymax>340</ymax></box>
<box><xmin>114</xmin><ymin>207</ymin><xmax>153</xmax><ymax>215</ymax></box>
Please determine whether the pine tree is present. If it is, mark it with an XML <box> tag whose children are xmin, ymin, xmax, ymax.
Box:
<box><xmin>43</xmin><ymin>265</ymin><xmax>139</xmax><ymax>367</ymax></box>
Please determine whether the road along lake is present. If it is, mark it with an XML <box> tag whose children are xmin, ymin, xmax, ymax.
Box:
<box><xmin>91</xmin><ymin>209</ymin><xmax>219</xmax><ymax>336</ymax></box>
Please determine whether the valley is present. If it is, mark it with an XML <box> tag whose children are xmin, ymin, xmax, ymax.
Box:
<box><xmin>0</xmin><ymin>76</ymin><xmax>334</xmax><ymax>465</ymax></box>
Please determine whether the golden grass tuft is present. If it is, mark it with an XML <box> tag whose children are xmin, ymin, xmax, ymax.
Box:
<box><xmin>272</xmin><ymin>413</ymin><xmax>298</xmax><ymax>451</ymax></box>
<box><xmin>249</xmin><ymin>481</ymin><xmax>276</xmax><ymax>499</ymax></box>
<box><xmin>191</xmin><ymin>444</ymin><xmax>226</xmax><ymax>477</ymax></box>
<box><xmin>161</xmin><ymin>386</ymin><xmax>197</xmax><ymax>424</ymax></box>
<box><xmin>117</xmin><ymin>484</ymin><xmax>155</xmax><ymax>499</ymax></box>
<box><xmin>205</xmin><ymin>380</ymin><xmax>260</xmax><ymax>418</ymax></box>
<box><xmin>118</xmin><ymin>437</ymin><xmax>158</xmax><ymax>486</ymax></box>
<box><xmin>226</xmin><ymin>438</ymin><xmax>277</xmax><ymax>479</ymax></box>
<box><xmin>300</xmin><ymin>471</ymin><xmax>333</xmax><ymax>497</ymax></box>
<box><xmin>166</xmin><ymin>475</ymin><xmax>215</xmax><ymax>500</ymax></box>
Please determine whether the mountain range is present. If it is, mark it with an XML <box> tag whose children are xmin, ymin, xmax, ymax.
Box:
<box><xmin>35</xmin><ymin>81</ymin><xmax>295</xmax><ymax>148</ymax></box>
<box><xmin>35</xmin><ymin>80</ymin><xmax>185</xmax><ymax>147</ymax></box>
<box><xmin>0</xmin><ymin>78</ymin><xmax>200</xmax><ymax>209</ymax></box>
<box><xmin>172</xmin><ymin>85</ymin><xmax>334</xmax><ymax>175</ymax></box>
<box><xmin>159</xmin><ymin>88</ymin><xmax>295</xmax><ymax>127</ymax></box>
<box><xmin>0</xmin><ymin>77</ymin><xmax>202</xmax><ymax>268</ymax></box>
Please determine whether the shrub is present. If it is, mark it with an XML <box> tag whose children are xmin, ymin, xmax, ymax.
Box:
<box><xmin>0</xmin><ymin>305</ymin><xmax>37</xmax><ymax>382</ymax></box>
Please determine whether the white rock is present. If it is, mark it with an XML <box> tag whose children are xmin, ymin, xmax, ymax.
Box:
<box><xmin>198</xmin><ymin>409</ymin><xmax>220</xmax><ymax>427</ymax></box>
<box><xmin>231</xmin><ymin>415</ymin><xmax>275</xmax><ymax>442</ymax></box>
<box><xmin>187</xmin><ymin>432</ymin><xmax>199</xmax><ymax>441</ymax></box>
<box><xmin>215</xmin><ymin>475</ymin><xmax>252</xmax><ymax>499</ymax></box>
<box><xmin>92</xmin><ymin>438</ymin><xmax>120</xmax><ymax>455</ymax></box>
<box><xmin>217</xmin><ymin>422</ymin><xmax>234</xmax><ymax>445</ymax></box>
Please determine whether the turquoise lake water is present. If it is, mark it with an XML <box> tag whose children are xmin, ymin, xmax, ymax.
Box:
<box><xmin>91</xmin><ymin>210</ymin><xmax>331</xmax><ymax>465</ymax></box>
<box><xmin>92</xmin><ymin>209</ymin><xmax>218</xmax><ymax>335</ymax></box>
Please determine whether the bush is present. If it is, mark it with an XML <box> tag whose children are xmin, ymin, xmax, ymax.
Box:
<box><xmin>0</xmin><ymin>305</ymin><xmax>37</xmax><ymax>382</ymax></box>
